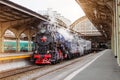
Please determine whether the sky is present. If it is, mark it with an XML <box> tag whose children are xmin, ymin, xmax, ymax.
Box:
<box><xmin>10</xmin><ymin>0</ymin><xmax>85</xmax><ymax>23</ymax></box>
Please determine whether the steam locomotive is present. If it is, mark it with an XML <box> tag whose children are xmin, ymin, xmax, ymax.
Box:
<box><xmin>31</xmin><ymin>22</ymin><xmax>91</xmax><ymax>64</ymax></box>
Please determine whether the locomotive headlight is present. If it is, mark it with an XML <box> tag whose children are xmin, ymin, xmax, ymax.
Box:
<box><xmin>47</xmin><ymin>50</ymin><xmax>50</xmax><ymax>54</ymax></box>
<box><xmin>35</xmin><ymin>50</ymin><xmax>38</xmax><ymax>54</ymax></box>
<box><xmin>40</xmin><ymin>28</ymin><xmax>46</xmax><ymax>33</ymax></box>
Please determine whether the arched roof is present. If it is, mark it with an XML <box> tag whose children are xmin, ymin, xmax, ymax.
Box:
<box><xmin>76</xmin><ymin>0</ymin><xmax>113</xmax><ymax>40</ymax></box>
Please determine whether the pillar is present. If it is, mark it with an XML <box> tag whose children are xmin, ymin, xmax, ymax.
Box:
<box><xmin>0</xmin><ymin>25</ymin><xmax>4</xmax><ymax>53</ymax></box>
<box><xmin>113</xmin><ymin>0</ymin><xmax>117</xmax><ymax>57</ymax></box>
<box><xmin>0</xmin><ymin>37</ymin><xmax>4</xmax><ymax>53</ymax></box>
<box><xmin>114</xmin><ymin>22</ymin><xmax>117</xmax><ymax>57</ymax></box>
<box><xmin>28</xmin><ymin>35</ymin><xmax>32</xmax><ymax>52</ymax></box>
<box><xmin>116</xmin><ymin>0</ymin><xmax>120</xmax><ymax>65</ymax></box>
<box><xmin>111</xmin><ymin>26</ymin><xmax>114</xmax><ymax>53</ymax></box>
<box><xmin>111</xmin><ymin>15</ymin><xmax>114</xmax><ymax>52</ymax></box>
<box><xmin>16</xmin><ymin>37</ymin><xmax>20</xmax><ymax>52</ymax></box>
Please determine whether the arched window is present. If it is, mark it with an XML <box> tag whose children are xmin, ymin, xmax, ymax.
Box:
<box><xmin>4</xmin><ymin>30</ymin><xmax>15</xmax><ymax>38</ymax></box>
<box><xmin>4</xmin><ymin>30</ymin><xmax>16</xmax><ymax>52</ymax></box>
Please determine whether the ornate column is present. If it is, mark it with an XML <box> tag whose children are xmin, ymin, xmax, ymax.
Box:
<box><xmin>0</xmin><ymin>37</ymin><xmax>4</xmax><ymax>53</ymax></box>
<box><xmin>16</xmin><ymin>37</ymin><xmax>20</xmax><ymax>52</ymax></box>
<box><xmin>116</xmin><ymin>0</ymin><xmax>120</xmax><ymax>65</ymax></box>
<box><xmin>0</xmin><ymin>25</ymin><xmax>4</xmax><ymax>53</ymax></box>
<box><xmin>28</xmin><ymin>35</ymin><xmax>32</xmax><ymax>52</ymax></box>
<box><xmin>112</xmin><ymin>0</ymin><xmax>117</xmax><ymax>57</ymax></box>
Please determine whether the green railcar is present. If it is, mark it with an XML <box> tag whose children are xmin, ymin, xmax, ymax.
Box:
<box><xmin>4</xmin><ymin>40</ymin><xmax>33</xmax><ymax>52</ymax></box>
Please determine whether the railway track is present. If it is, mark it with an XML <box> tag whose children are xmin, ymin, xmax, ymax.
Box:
<box><xmin>0</xmin><ymin>53</ymin><xmax>97</xmax><ymax>80</ymax></box>
<box><xmin>0</xmin><ymin>65</ymin><xmax>43</xmax><ymax>79</ymax></box>
<box><xmin>31</xmin><ymin>52</ymin><xmax>103</xmax><ymax>80</ymax></box>
<box><xmin>31</xmin><ymin>54</ymin><xmax>93</xmax><ymax>80</ymax></box>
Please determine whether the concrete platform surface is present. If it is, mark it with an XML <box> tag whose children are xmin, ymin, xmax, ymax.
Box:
<box><xmin>71</xmin><ymin>49</ymin><xmax>120</xmax><ymax>80</ymax></box>
<box><xmin>0</xmin><ymin>52</ymin><xmax>32</xmax><ymax>58</ymax></box>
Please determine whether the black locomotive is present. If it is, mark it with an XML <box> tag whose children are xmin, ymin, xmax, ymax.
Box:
<box><xmin>31</xmin><ymin>22</ymin><xmax>91</xmax><ymax>64</ymax></box>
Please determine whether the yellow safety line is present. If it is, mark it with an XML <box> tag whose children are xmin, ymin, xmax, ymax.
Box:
<box><xmin>0</xmin><ymin>55</ymin><xmax>31</xmax><ymax>61</ymax></box>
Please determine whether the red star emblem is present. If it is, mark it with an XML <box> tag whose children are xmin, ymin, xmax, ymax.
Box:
<box><xmin>40</xmin><ymin>36</ymin><xmax>47</xmax><ymax>42</ymax></box>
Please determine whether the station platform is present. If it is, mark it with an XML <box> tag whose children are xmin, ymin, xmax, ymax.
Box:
<box><xmin>0</xmin><ymin>52</ymin><xmax>32</xmax><ymax>57</ymax></box>
<box><xmin>0</xmin><ymin>52</ymin><xmax>32</xmax><ymax>61</ymax></box>
<box><xmin>71</xmin><ymin>49</ymin><xmax>120</xmax><ymax>80</ymax></box>
<box><xmin>0</xmin><ymin>52</ymin><xmax>32</xmax><ymax>72</ymax></box>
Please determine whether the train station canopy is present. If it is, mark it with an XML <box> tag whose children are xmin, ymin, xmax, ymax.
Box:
<box><xmin>0</xmin><ymin>0</ymin><xmax>49</xmax><ymax>39</ymax></box>
<box><xmin>70</xmin><ymin>16</ymin><xmax>102</xmax><ymax>36</ymax></box>
<box><xmin>76</xmin><ymin>0</ymin><xmax>113</xmax><ymax>41</ymax></box>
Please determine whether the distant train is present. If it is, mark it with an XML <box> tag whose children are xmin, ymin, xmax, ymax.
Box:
<box><xmin>31</xmin><ymin>22</ymin><xmax>92</xmax><ymax>64</ymax></box>
<box><xmin>91</xmin><ymin>42</ymin><xmax>108</xmax><ymax>52</ymax></box>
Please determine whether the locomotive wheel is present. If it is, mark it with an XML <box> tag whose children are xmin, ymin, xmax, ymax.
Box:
<box><xmin>51</xmin><ymin>60</ymin><xmax>57</xmax><ymax>65</ymax></box>
<box><xmin>67</xmin><ymin>54</ymin><xmax>71</xmax><ymax>60</ymax></box>
<box><xmin>51</xmin><ymin>62</ymin><xmax>55</xmax><ymax>65</ymax></box>
<box><xmin>30</xmin><ymin>55</ymin><xmax>36</xmax><ymax>64</ymax></box>
<box><xmin>52</xmin><ymin>61</ymin><xmax>57</xmax><ymax>65</ymax></box>
<box><xmin>77</xmin><ymin>53</ymin><xmax>80</xmax><ymax>57</ymax></box>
